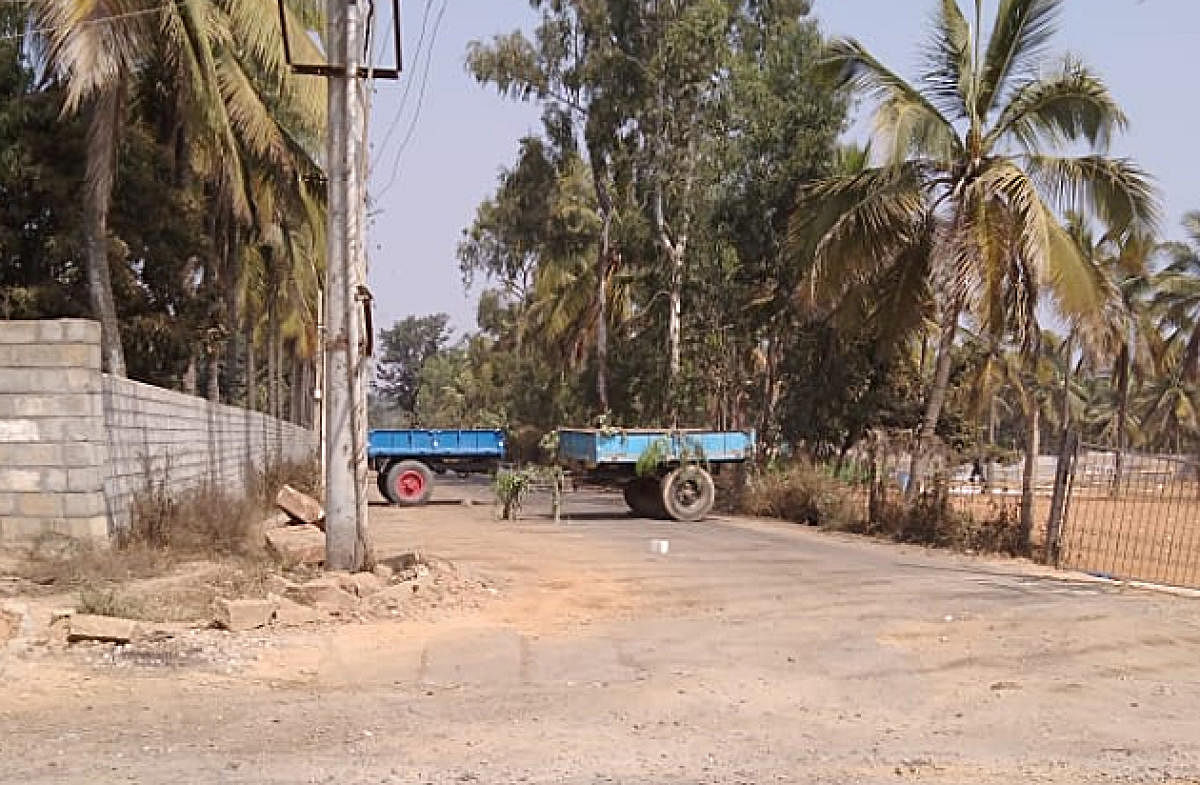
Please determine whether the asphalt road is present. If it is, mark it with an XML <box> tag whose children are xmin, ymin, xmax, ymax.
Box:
<box><xmin>2</xmin><ymin>481</ymin><xmax>1199</xmax><ymax>784</ymax></box>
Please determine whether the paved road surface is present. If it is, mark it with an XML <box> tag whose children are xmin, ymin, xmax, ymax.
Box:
<box><xmin>2</xmin><ymin>482</ymin><xmax>1199</xmax><ymax>784</ymax></box>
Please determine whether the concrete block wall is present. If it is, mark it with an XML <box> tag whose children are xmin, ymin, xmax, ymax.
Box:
<box><xmin>0</xmin><ymin>319</ymin><xmax>316</xmax><ymax>542</ymax></box>
<box><xmin>0</xmin><ymin>320</ymin><xmax>109</xmax><ymax>542</ymax></box>
<box><xmin>102</xmin><ymin>376</ymin><xmax>315</xmax><ymax>532</ymax></box>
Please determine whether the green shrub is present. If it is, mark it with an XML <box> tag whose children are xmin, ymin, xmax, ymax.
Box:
<box><xmin>494</xmin><ymin>468</ymin><xmax>536</xmax><ymax>520</ymax></box>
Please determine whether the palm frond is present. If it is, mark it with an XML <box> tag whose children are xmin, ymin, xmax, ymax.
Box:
<box><xmin>788</xmin><ymin>162</ymin><xmax>930</xmax><ymax>311</ymax></box>
<box><xmin>975</xmin><ymin>0</ymin><xmax>1061</xmax><ymax>118</ymax></box>
<box><xmin>1025</xmin><ymin>154</ymin><xmax>1160</xmax><ymax>236</ymax></box>
<box><xmin>819</xmin><ymin>37</ymin><xmax>961</xmax><ymax>164</ymax></box>
<box><xmin>31</xmin><ymin>0</ymin><xmax>152</xmax><ymax>111</ymax></box>
<box><xmin>989</xmin><ymin>57</ymin><xmax>1126</xmax><ymax>152</ymax></box>
<box><xmin>921</xmin><ymin>0</ymin><xmax>974</xmax><ymax>121</ymax></box>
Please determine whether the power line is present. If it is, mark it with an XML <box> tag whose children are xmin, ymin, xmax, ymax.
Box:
<box><xmin>372</xmin><ymin>0</ymin><xmax>446</xmax><ymax>199</ymax></box>
<box><xmin>370</xmin><ymin>0</ymin><xmax>434</xmax><ymax>168</ymax></box>
<box><xmin>0</xmin><ymin>4</ymin><xmax>178</xmax><ymax>41</ymax></box>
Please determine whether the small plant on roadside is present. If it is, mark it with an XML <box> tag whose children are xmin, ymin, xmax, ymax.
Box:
<box><xmin>494</xmin><ymin>468</ymin><xmax>535</xmax><ymax>520</ymax></box>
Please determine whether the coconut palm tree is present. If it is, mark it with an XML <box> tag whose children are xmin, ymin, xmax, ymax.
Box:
<box><xmin>1155</xmin><ymin>212</ymin><xmax>1200</xmax><ymax>385</ymax></box>
<box><xmin>29</xmin><ymin>0</ymin><xmax>324</xmax><ymax>376</ymax></box>
<box><xmin>789</xmin><ymin>0</ymin><xmax>1158</xmax><ymax>498</ymax></box>
<box><xmin>1095</xmin><ymin>229</ymin><xmax>1159</xmax><ymax>489</ymax></box>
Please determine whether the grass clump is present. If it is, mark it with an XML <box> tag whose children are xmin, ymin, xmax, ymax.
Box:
<box><xmin>741</xmin><ymin>462</ymin><xmax>1025</xmax><ymax>557</ymax></box>
<box><xmin>741</xmin><ymin>462</ymin><xmax>863</xmax><ymax>528</ymax></box>
<box><xmin>76</xmin><ymin>584</ymin><xmax>146</xmax><ymax>619</ymax></box>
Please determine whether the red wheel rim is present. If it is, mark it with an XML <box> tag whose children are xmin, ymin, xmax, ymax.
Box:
<box><xmin>394</xmin><ymin>470</ymin><xmax>425</xmax><ymax>500</ymax></box>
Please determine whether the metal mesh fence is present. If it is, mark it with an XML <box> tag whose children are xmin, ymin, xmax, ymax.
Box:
<box><xmin>1056</xmin><ymin>445</ymin><xmax>1200</xmax><ymax>588</ymax></box>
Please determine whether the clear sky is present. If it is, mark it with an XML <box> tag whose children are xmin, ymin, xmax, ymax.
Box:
<box><xmin>366</xmin><ymin>0</ymin><xmax>1198</xmax><ymax>335</ymax></box>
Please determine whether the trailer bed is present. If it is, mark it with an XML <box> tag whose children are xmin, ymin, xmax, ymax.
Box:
<box><xmin>558</xmin><ymin>428</ymin><xmax>755</xmax><ymax>467</ymax></box>
<box><xmin>368</xmin><ymin>429</ymin><xmax>505</xmax><ymax>460</ymax></box>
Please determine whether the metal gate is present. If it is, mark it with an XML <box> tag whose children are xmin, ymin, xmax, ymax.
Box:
<box><xmin>1054</xmin><ymin>442</ymin><xmax>1200</xmax><ymax>588</ymax></box>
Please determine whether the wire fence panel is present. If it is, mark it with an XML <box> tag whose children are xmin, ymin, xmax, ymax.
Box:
<box><xmin>1057</xmin><ymin>444</ymin><xmax>1200</xmax><ymax>588</ymax></box>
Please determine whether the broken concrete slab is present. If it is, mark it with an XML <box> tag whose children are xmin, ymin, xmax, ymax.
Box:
<box><xmin>67</xmin><ymin>614</ymin><xmax>137</xmax><ymax>644</ymax></box>
<box><xmin>271</xmin><ymin>595</ymin><xmax>320</xmax><ymax>627</ymax></box>
<box><xmin>372</xmin><ymin>564</ymin><xmax>395</xmax><ymax>583</ymax></box>
<box><xmin>287</xmin><ymin>576</ymin><xmax>359</xmax><ymax>613</ymax></box>
<box><xmin>215</xmin><ymin>598</ymin><xmax>277</xmax><ymax>632</ymax></box>
<box><xmin>262</xmin><ymin>511</ymin><xmax>293</xmax><ymax>531</ymax></box>
<box><xmin>264</xmin><ymin>573</ymin><xmax>300</xmax><ymax>596</ymax></box>
<box><xmin>276</xmin><ymin>485</ymin><xmax>324</xmax><ymax>525</ymax></box>
<box><xmin>265</xmin><ymin>525</ymin><xmax>325</xmax><ymax>566</ymax></box>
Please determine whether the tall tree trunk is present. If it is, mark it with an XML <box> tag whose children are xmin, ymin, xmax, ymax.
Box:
<box><xmin>591</xmin><ymin>160</ymin><xmax>614</xmax><ymax>413</ymax></box>
<box><xmin>758</xmin><ymin>333</ymin><xmax>784</xmax><ymax>459</ymax></box>
<box><xmin>267</xmin><ymin>317</ymin><xmax>279</xmax><ymax>421</ymax></box>
<box><xmin>222</xmin><ymin>228</ymin><xmax>241</xmax><ymax>405</ymax></box>
<box><xmin>1112</xmin><ymin>349</ymin><xmax>1130</xmax><ymax>496</ymax></box>
<box><xmin>206</xmin><ymin>349</ymin><xmax>220</xmax><ymax>403</ymax></box>
<box><xmin>182</xmin><ymin>352</ymin><xmax>197</xmax><ymax>396</ymax></box>
<box><xmin>291</xmin><ymin>356</ymin><xmax>307</xmax><ymax>425</ymax></box>
<box><xmin>667</xmin><ymin>245</ymin><xmax>684</xmax><ymax>384</ymax></box>
<box><xmin>907</xmin><ymin>303</ymin><xmax>960</xmax><ymax>498</ymax></box>
<box><xmin>1020</xmin><ymin>402</ymin><xmax>1040</xmax><ymax>550</ymax></box>
<box><xmin>84</xmin><ymin>84</ymin><xmax>127</xmax><ymax>377</ymax></box>
<box><xmin>246</xmin><ymin>327</ymin><xmax>258</xmax><ymax>411</ymax></box>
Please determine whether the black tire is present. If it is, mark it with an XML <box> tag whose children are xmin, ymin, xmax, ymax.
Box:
<box><xmin>623</xmin><ymin>477</ymin><xmax>664</xmax><ymax>518</ymax></box>
<box><xmin>660</xmin><ymin>465</ymin><xmax>716</xmax><ymax>522</ymax></box>
<box><xmin>375</xmin><ymin>471</ymin><xmax>390</xmax><ymax>501</ymax></box>
<box><xmin>383</xmin><ymin>460</ymin><xmax>435</xmax><ymax>506</ymax></box>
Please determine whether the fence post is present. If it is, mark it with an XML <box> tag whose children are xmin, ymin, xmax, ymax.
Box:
<box><xmin>1044</xmin><ymin>430</ymin><xmax>1079</xmax><ymax>565</ymax></box>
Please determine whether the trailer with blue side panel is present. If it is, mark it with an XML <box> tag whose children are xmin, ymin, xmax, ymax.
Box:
<box><xmin>369</xmin><ymin>429</ymin><xmax>506</xmax><ymax>505</ymax></box>
<box><xmin>557</xmin><ymin>428</ymin><xmax>755</xmax><ymax>521</ymax></box>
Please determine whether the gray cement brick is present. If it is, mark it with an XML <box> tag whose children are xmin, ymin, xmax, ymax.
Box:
<box><xmin>0</xmin><ymin>419</ymin><xmax>38</xmax><ymax>442</ymax></box>
<box><xmin>17</xmin><ymin>493</ymin><xmax>63</xmax><ymax>517</ymax></box>
<box><xmin>62</xmin><ymin>492</ymin><xmax>106</xmax><ymax>517</ymax></box>
<box><xmin>0</xmin><ymin>322</ymin><xmax>39</xmax><ymax>344</ymax></box>
<box><xmin>0</xmin><ymin>443</ymin><xmax>61</xmax><ymax>466</ymax></box>
<box><xmin>67</xmin><ymin>467</ymin><xmax>105</xmax><ymax>493</ymax></box>
<box><xmin>0</xmin><ymin>468</ymin><xmax>41</xmax><ymax>492</ymax></box>
<box><xmin>62</xmin><ymin>320</ymin><xmax>101</xmax><ymax>343</ymax></box>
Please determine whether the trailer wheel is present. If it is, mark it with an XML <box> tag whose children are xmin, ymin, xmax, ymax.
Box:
<box><xmin>623</xmin><ymin>477</ymin><xmax>665</xmax><ymax>518</ymax></box>
<box><xmin>383</xmin><ymin>460</ymin><xmax>435</xmax><ymax>505</ymax></box>
<box><xmin>660</xmin><ymin>466</ymin><xmax>715</xmax><ymax>522</ymax></box>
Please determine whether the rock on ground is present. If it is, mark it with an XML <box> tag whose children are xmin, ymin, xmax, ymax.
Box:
<box><xmin>270</xmin><ymin>595</ymin><xmax>320</xmax><ymax>627</ymax></box>
<box><xmin>214</xmin><ymin>598</ymin><xmax>277</xmax><ymax>632</ymax></box>
<box><xmin>276</xmin><ymin>485</ymin><xmax>324</xmax><ymax>526</ymax></box>
<box><xmin>261</xmin><ymin>511</ymin><xmax>293</xmax><ymax>531</ymax></box>
<box><xmin>265</xmin><ymin>525</ymin><xmax>326</xmax><ymax>566</ymax></box>
<box><xmin>67</xmin><ymin>614</ymin><xmax>137</xmax><ymax>644</ymax></box>
<box><xmin>286</xmin><ymin>576</ymin><xmax>359</xmax><ymax>613</ymax></box>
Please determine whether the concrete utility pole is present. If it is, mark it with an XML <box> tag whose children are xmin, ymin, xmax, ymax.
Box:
<box><xmin>324</xmin><ymin>0</ymin><xmax>371</xmax><ymax>570</ymax></box>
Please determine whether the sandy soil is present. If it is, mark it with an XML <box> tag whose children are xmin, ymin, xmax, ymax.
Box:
<box><xmin>2</xmin><ymin>479</ymin><xmax>1199</xmax><ymax>784</ymax></box>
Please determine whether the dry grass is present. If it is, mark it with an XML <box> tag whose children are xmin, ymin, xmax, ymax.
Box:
<box><xmin>12</xmin><ymin>458</ymin><xmax>320</xmax><ymax>621</ymax></box>
<box><xmin>741</xmin><ymin>462</ymin><xmax>1026</xmax><ymax>557</ymax></box>
<box><xmin>740</xmin><ymin>462</ymin><xmax>864</xmax><ymax>528</ymax></box>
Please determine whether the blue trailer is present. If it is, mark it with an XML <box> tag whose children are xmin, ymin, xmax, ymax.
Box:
<box><xmin>369</xmin><ymin>429</ymin><xmax>506</xmax><ymax>505</ymax></box>
<box><xmin>557</xmin><ymin>428</ymin><xmax>755</xmax><ymax>521</ymax></box>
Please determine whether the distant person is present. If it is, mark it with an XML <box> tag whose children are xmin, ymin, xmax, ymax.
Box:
<box><xmin>970</xmin><ymin>458</ymin><xmax>984</xmax><ymax>484</ymax></box>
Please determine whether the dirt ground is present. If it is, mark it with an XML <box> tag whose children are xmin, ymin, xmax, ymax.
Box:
<box><xmin>2</xmin><ymin>479</ymin><xmax>1200</xmax><ymax>784</ymax></box>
